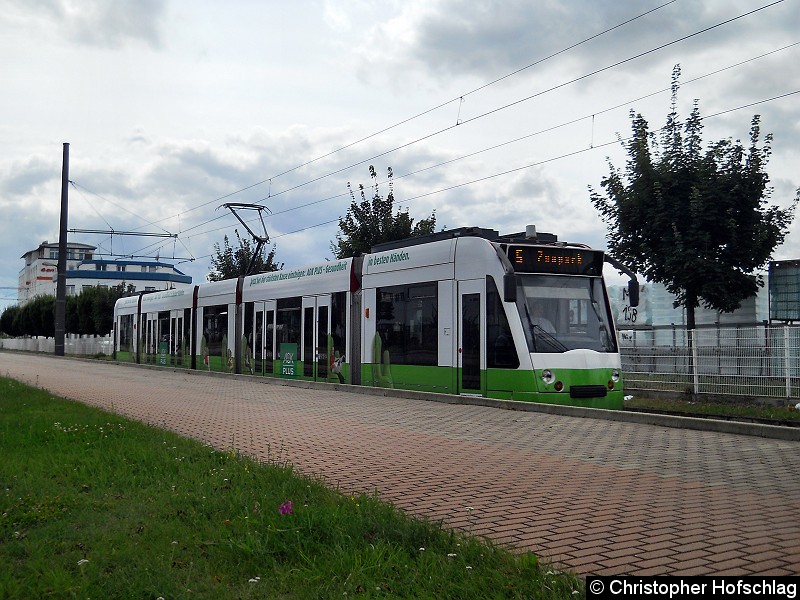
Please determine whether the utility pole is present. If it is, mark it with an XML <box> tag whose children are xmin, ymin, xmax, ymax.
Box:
<box><xmin>54</xmin><ymin>143</ymin><xmax>69</xmax><ymax>356</ymax></box>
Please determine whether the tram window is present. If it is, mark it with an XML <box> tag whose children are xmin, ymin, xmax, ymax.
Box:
<box><xmin>276</xmin><ymin>297</ymin><xmax>301</xmax><ymax>347</ymax></box>
<box><xmin>487</xmin><ymin>277</ymin><xmax>519</xmax><ymax>369</ymax></box>
<box><xmin>139</xmin><ymin>314</ymin><xmax>147</xmax><ymax>354</ymax></box>
<box><xmin>202</xmin><ymin>304</ymin><xmax>228</xmax><ymax>359</ymax></box>
<box><xmin>244</xmin><ymin>302</ymin><xmax>254</xmax><ymax>374</ymax></box>
<box><xmin>182</xmin><ymin>308</ymin><xmax>191</xmax><ymax>356</ymax></box>
<box><xmin>376</xmin><ymin>282</ymin><xmax>437</xmax><ymax>366</ymax></box>
<box><xmin>515</xmin><ymin>275</ymin><xmax>617</xmax><ymax>353</ymax></box>
<box><xmin>265</xmin><ymin>310</ymin><xmax>275</xmax><ymax>373</ymax></box>
<box><xmin>119</xmin><ymin>314</ymin><xmax>134</xmax><ymax>354</ymax></box>
<box><xmin>331</xmin><ymin>291</ymin><xmax>347</xmax><ymax>362</ymax></box>
<box><xmin>303</xmin><ymin>306</ymin><xmax>314</xmax><ymax>377</ymax></box>
<box><xmin>158</xmin><ymin>311</ymin><xmax>170</xmax><ymax>343</ymax></box>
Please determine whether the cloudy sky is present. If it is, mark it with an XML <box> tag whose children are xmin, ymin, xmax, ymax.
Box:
<box><xmin>1</xmin><ymin>0</ymin><xmax>798</xmax><ymax>311</ymax></box>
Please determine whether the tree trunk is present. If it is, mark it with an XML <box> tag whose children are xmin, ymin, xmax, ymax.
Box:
<box><xmin>685</xmin><ymin>291</ymin><xmax>696</xmax><ymax>331</ymax></box>
<box><xmin>685</xmin><ymin>290</ymin><xmax>697</xmax><ymax>400</ymax></box>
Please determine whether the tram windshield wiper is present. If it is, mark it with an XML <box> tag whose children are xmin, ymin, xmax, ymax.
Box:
<box><xmin>532</xmin><ymin>325</ymin><xmax>569</xmax><ymax>353</ymax></box>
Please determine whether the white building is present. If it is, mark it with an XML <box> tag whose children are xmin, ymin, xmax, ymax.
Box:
<box><xmin>18</xmin><ymin>241</ymin><xmax>192</xmax><ymax>305</ymax></box>
<box><xmin>608</xmin><ymin>280</ymin><xmax>769</xmax><ymax>329</ymax></box>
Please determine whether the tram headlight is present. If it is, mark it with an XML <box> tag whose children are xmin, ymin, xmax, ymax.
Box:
<box><xmin>611</xmin><ymin>369</ymin><xmax>620</xmax><ymax>382</ymax></box>
<box><xmin>541</xmin><ymin>369</ymin><xmax>555</xmax><ymax>385</ymax></box>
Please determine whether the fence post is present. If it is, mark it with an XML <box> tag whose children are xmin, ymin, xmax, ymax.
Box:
<box><xmin>786</xmin><ymin>323</ymin><xmax>791</xmax><ymax>400</ymax></box>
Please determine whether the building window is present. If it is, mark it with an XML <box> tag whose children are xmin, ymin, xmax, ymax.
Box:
<box><xmin>66</xmin><ymin>285</ymin><xmax>75</xmax><ymax>296</ymax></box>
<box><xmin>95</xmin><ymin>263</ymin><xmax>107</xmax><ymax>271</ymax></box>
<box><xmin>117</xmin><ymin>265</ymin><xmax>126</xmax><ymax>272</ymax></box>
<box><xmin>49</xmin><ymin>250</ymin><xmax>58</xmax><ymax>260</ymax></box>
<box><xmin>149</xmin><ymin>266</ymin><xmax>158</xmax><ymax>273</ymax></box>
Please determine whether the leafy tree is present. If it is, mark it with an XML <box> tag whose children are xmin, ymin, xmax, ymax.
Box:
<box><xmin>1</xmin><ymin>283</ymin><xmax>133</xmax><ymax>338</ymax></box>
<box><xmin>590</xmin><ymin>66</ymin><xmax>798</xmax><ymax>329</ymax></box>
<box><xmin>67</xmin><ymin>284</ymin><xmax>128</xmax><ymax>335</ymax></box>
<box><xmin>0</xmin><ymin>305</ymin><xmax>20</xmax><ymax>336</ymax></box>
<box><xmin>25</xmin><ymin>297</ymin><xmax>45</xmax><ymax>336</ymax></box>
<box><xmin>208</xmin><ymin>230</ymin><xmax>282</xmax><ymax>282</ymax></box>
<box><xmin>331</xmin><ymin>165</ymin><xmax>437</xmax><ymax>258</ymax></box>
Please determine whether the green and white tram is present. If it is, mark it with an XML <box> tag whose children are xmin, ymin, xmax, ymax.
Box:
<box><xmin>113</xmin><ymin>226</ymin><xmax>637</xmax><ymax>409</ymax></box>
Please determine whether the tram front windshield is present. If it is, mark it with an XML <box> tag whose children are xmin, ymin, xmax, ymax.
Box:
<box><xmin>515</xmin><ymin>274</ymin><xmax>617</xmax><ymax>353</ymax></box>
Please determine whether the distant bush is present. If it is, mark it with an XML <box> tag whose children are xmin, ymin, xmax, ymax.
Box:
<box><xmin>0</xmin><ymin>284</ymin><xmax>129</xmax><ymax>337</ymax></box>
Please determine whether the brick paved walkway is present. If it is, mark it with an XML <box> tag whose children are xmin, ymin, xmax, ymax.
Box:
<box><xmin>3</xmin><ymin>353</ymin><xmax>799</xmax><ymax>576</ymax></box>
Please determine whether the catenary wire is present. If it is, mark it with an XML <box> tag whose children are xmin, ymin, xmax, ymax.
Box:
<box><xmin>175</xmin><ymin>42</ymin><xmax>798</xmax><ymax>248</ymax></box>
<box><xmin>177</xmin><ymin>88</ymin><xmax>799</xmax><ymax>265</ymax></box>
<box><xmin>154</xmin><ymin>0</ymin><xmax>788</xmax><ymax>254</ymax></box>
<box><xmin>129</xmin><ymin>1</ymin><xmax>683</xmax><ymax>233</ymax></box>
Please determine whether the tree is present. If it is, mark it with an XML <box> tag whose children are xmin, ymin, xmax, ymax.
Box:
<box><xmin>0</xmin><ymin>283</ymin><xmax>134</xmax><ymax>338</ymax></box>
<box><xmin>67</xmin><ymin>284</ymin><xmax>128</xmax><ymax>335</ymax></box>
<box><xmin>0</xmin><ymin>305</ymin><xmax>20</xmax><ymax>337</ymax></box>
<box><xmin>331</xmin><ymin>165</ymin><xmax>437</xmax><ymax>258</ymax></box>
<box><xmin>590</xmin><ymin>66</ymin><xmax>798</xmax><ymax>330</ymax></box>
<box><xmin>208</xmin><ymin>230</ymin><xmax>282</xmax><ymax>282</ymax></box>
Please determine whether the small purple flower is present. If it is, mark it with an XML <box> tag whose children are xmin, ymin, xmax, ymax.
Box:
<box><xmin>279</xmin><ymin>501</ymin><xmax>293</xmax><ymax>515</ymax></box>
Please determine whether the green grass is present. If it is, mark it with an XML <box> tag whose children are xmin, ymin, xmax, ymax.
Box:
<box><xmin>0</xmin><ymin>377</ymin><xmax>582</xmax><ymax>599</ymax></box>
<box><xmin>624</xmin><ymin>395</ymin><xmax>800</xmax><ymax>423</ymax></box>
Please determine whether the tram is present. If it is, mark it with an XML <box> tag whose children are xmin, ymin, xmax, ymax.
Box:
<box><xmin>114</xmin><ymin>226</ymin><xmax>638</xmax><ymax>409</ymax></box>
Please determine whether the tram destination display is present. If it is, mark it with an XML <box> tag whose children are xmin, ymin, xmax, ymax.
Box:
<box><xmin>507</xmin><ymin>246</ymin><xmax>603</xmax><ymax>276</ymax></box>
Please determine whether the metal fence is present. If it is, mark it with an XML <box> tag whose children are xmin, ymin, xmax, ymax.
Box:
<box><xmin>619</xmin><ymin>323</ymin><xmax>800</xmax><ymax>401</ymax></box>
<box><xmin>0</xmin><ymin>334</ymin><xmax>113</xmax><ymax>356</ymax></box>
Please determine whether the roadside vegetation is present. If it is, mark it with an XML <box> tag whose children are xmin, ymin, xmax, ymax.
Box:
<box><xmin>625</xmin><ymin>394</ymin><xmax>800</xmax><ymax>423</ymax></box>
<box><xmin>0</xmin><ymin>376</ymin><xmax>583</xmax><ymax>599</ymax></box>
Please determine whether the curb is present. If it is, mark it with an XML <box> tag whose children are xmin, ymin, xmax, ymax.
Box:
<box><xmin>97</xmin><ymin>358</ymin><xmax>800</xmax><ymax>442</ymax></box>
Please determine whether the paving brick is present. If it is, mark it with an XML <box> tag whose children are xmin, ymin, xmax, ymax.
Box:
<box><xmin>4</xmin><ymin>353</ymin><xmax>800</xmax><ymax>578</ymax></box>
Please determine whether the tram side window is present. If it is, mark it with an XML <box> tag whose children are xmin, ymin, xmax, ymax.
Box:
<box><xmin>376</xmin><ymin>282</ymin><xmax>437</xmax><ymax>366</ymax></box>
<box><xmin>244</xmin><ymin>302</ymin><xmax>254</xmax><ymax>374</ymax></box>
<box><xmin>487</xmin><ymin>277</ymin><xmax>519</xmax><ymax>369</ymax></box>
<box><xmin>158</xmin><ymin>311</ymin><xmax>170</xmax><ymax>344</ymax></box>
<box><xmin>139</xmin><ymin>314</ymin><xmax>147</xmax><ymax>353</ymax></box>
<box><xmin>182</xmin><ymin>308</ymin><xmax>191</xmax><ymax>356</ymax></box>
<box><xmin>202</xmin><ymin>304</ymin><xmax>228</xmax><ymax>359</ymax></box>
<box><xmin>119</xmin><ymin>314</ymin><xmax>134</xmax><ymax>353</ymax></box>
<box><xmin>265</xmin><ymin>310</ymin><xmax>275</xmax><ymax>373</ymax></box>
<box><xmin>276</xmin><ymin>297</ymin><xmax>301</xmax><ymax>348</ymax></box>
<box><xmin>331</xmin><ymin>291</ymin><xmax>347</xmax><ymax>361</ymax></box>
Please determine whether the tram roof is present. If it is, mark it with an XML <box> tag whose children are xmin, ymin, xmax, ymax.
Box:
<box><xmin>370</xmin><ymin>226</ymin><xmax>559</xmax><ymax>253</ymax></box>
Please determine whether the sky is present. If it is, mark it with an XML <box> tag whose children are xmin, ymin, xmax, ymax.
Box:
<box><xmin>1</xmin><ymin>0</ymin><xmax>798</xmax><ymax>311</ymax></box>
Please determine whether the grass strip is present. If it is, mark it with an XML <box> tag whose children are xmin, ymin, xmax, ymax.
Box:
<box><xmin>624</xmin><ymin>395</ymin><xmax>800</xmax><ymax>423</ymax></box>
<box><xmin>0</xmin><ymin>376</ymin><xmax>583</xmax><ymax>599</ymax></box>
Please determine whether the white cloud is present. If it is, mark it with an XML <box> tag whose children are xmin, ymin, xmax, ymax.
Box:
<box><xmin>0</xmin><ymin>0</ymin><xmax>798</xmax><ymax>311</ymax></box>
<box><xmin>4</xmin><ymin>0</ymin><xmax>166</xmax><ymax>49</ymax></box>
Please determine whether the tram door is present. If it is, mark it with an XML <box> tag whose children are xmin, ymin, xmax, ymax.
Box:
<box><xmin>254</xmin><ymin>301</ymin><xmax>276</xmax><ymax>375</ymax></box>
<box><xmin>170</xmin><ymin>310</ymin><xmax>186</xmax><ymax>366</ymax></box>
<box><xmin>169</xmin><ymin>312</ymin><xmax>180</xmax><ymax>365</ymax></box>
<box><xmin>458</xmin><ymin>280</ymin><xmax>485</xmax><ymax>395</ymax></box>
<box><xmin>301</xmin><ymin>295</ymin><xmax>331</xmax><ymax>382</ymax></box>
<box><xmin>143</xmin><ymin>313</ymin><xmax>158</xmax><ymax>363</ymax></box>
